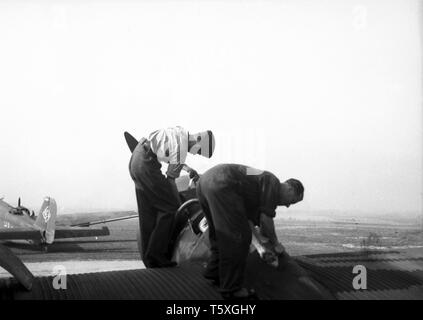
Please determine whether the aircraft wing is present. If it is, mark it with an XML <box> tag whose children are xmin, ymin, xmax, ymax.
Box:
<box><xmin>0</xmin><ymin>228</ymin><xmax>43</xmax><ymax>241</ymax></box>
<box><xmin>55</xmin><ymin>211</ymin><xmax>138</xmax><ymax>227</ymax></box>
<box><xmin>0</xmin><ymin>226</ymin><xmax>109</xmax><ymax>241</ymax></box>
<box><xmin>55</xmin><ymin>226</ymin><xmax>110</xmax><ymax>239</ymax></box>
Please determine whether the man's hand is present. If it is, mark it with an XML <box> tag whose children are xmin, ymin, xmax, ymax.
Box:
<box><xmin>259</xmin><ymin>246</ymin><xmax>279</xmax><ymax>268</ymax></box>
<box><xmin>273</xmin><ymin>242</ymin><xmax>286</xmax><ymax>255</ymax></box>
<box><xmin>189</xmin><ymin>169</ymin><xmax>200</xmax><ymax>182</ymax></box>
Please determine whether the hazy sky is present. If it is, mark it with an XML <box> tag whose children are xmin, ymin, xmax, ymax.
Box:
<box><xmin>0</xmin><ymin>0</ymin><xmax>421</xmax><ymax>215</ymax></box>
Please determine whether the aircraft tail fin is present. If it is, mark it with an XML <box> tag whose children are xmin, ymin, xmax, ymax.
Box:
<box><xmin>34</xmin><ymin>197</ymin><xmax>57</xmax><ymax>244</ymax></box>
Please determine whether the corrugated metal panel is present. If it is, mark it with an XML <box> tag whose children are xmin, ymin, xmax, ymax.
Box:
<box><xmin>4</xmin><ymin>249</ymin><xmax>423</xmax><ymax>300</ymax></box>
<box><xmin>296</xmin><ymin>251</ymin><xmax>423</xmax><ymax>300</ymax></box>
<box><xmin>1</xmin><ymin>253</ymin><xmax>334</xmax><ymax>300</ymax></box>
<box><xmin>4</xmin><ymin>264</ymin><xmax>223</xmax><ymax>300</ymax></box>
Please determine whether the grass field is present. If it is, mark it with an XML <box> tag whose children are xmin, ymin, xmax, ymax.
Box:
<box><xmin>275</xmin><ymin>215</ymin><xmax>423</xmax><ymax>256</ymax></box>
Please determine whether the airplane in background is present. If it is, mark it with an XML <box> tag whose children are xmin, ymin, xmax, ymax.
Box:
<box><xmin>0</xmin><ymin>196</ymin><xmax>137</xmax><ymax>248</ymax></box>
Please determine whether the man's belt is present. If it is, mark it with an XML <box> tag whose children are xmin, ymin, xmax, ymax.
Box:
<box><xmin>139</xmin><ymin>137</ymin><xmax>151</xmax><ymax>151</ymax></box>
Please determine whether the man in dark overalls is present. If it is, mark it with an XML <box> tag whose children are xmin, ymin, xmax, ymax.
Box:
<box><xmin>129</xmin><ymin>127</ymin><xmax>215</xmax><ymax>268</ymax></box>
<box><xmin>196</xmin><ymin>164</ymin><xmax>304</xmax><ymax>299</ymax></box>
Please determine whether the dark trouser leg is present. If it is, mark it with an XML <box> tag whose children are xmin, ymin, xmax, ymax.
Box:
<box><xmin>197</xmin><ymin>186</ymin><xmax>219</xmax><ymax>281</ymax></box>
<box><xmin>145</xmin><ymin>209</ymin><xmax>175</xmax><ymax>265</ymax></box>
<box><xmin>201</xmin><ymin>186</ymin><xmax>251</xmax><ymax>293</ymax></box>
<box><xmin>129</xmin><ymin>142</ymin><xmax>179</xmax><ymax>267</ymax></box>
<box><xmin>135</xmin><ymin>187</ymin><xmax>157</xmax><ymax>268</ymax></box>
<box><xmin>149</xmin><ymin>175</ymin><xmax>180</xmax><ymax>264</ymax></box>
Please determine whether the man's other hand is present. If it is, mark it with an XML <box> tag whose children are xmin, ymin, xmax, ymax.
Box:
<box><xmin>189</xmin><ymin>169</ymin><xmax>200</xmax><ymax>182</ymax></box>
<box><xmin>273</xmin><ymin>242</ymin><xmax>286</xmax><ymax>255</ymax></box>
<box><xmin>258</xmin><ymin>243</ymin><xmax>279</xmax><ymax>267</ymax></box>
<box><xmin>260</xmin><ymin>249</ymin><xmax>279</xmax><ymax>268</ymax></box>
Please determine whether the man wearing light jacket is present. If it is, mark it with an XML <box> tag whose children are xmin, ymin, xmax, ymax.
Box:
<box><xmin>129</xmin><ymin>126</ymin><xmax>215</xmax><ymax>268</ymax></box>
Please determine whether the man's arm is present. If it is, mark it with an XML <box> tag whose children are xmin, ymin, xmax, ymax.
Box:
<box><xmin>249</xmin><ymin>221</ymin><xmax>268</xmax><ymax>254</ymax></box>
<box><xmin>167</xmin><ymin>177</ymin><xmax>182</xmax><ymax>207</ymax></box>
<box><xmin>248</xmin><ymin>221</ymin><xmax>278</xmax><ymax>267</ymax></box>
<box><xmin>182</xmin><ymin>164</ymin><xmax>192</xmax><ymax>172</ymax></box>
<box><xmin>166</xmin><ymin>163</ymin><xmax>198</xmax><ymax>203</ymax></box>
<box><xmin>259</xmin><ymin>214</ymin><xmax>285</xmax><ymax>255</ymax></box>
<box><xmin>182</xmin><ymin>164</ymin><xmax>199</xmax><ymax>182</ymax></box>
<box><xmin>259</xmin><ymin>214</ymin><xmax>278</xmax><ymax>245</ymax></box>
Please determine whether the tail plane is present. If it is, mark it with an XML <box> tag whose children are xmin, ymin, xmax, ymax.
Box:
<box><xmin>34</xmin><ymin>197</ymin><xmax>57</xmax><ymax>244</ymax></box>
